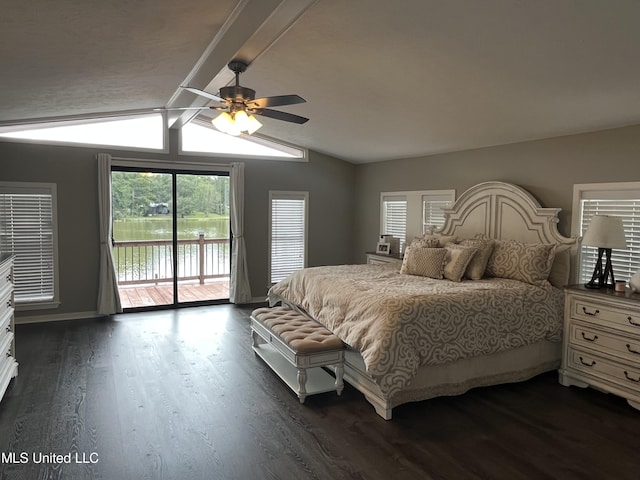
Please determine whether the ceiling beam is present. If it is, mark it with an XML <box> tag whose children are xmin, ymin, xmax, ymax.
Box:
<box><xmin>166</xmin><ymin>0</ymin><xmax>317</xmax><ymax>130</ymax></box>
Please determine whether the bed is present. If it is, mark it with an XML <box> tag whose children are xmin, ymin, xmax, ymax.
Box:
<box><xmin>267</xmin><ymin>181</ymin><xmax>578</xmax><ymax>419</ymax></box>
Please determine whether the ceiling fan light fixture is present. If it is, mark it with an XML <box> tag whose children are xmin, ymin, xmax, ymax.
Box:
<box><xmin>212</xmin><ymin>111</ymin><xmax>234</xmax><ymax>134</ymax></box>
<box><xmin>212</xmin><ymin>110</ymin><xmax>262</xmax><ymax>136</ymax></box>
<box><xmin>236</xmin><ymin>110</ymin><xmax>263</xmax><ymax>134</ymax></box>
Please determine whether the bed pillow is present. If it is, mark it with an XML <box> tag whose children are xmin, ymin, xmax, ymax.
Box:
<box><xmin>485</xmin><ymin>240</ymin><xmax>556</xmax><ymax>286</ymax></box>
<box><xmin>413</xmin><ymin>233</ymin><xmax>458</xmax><ymax>247</ymax></box>
<box><xmin>400</xmin><ymin>246</ymin><xmax>447</xmax><ymax>279</ymax></box>
<box><xmin>443</xmin><ymin>244</ymin><xmax>478</xmax><ymax>282</ymax></box>
<box><xmin>459</xmin><ymin>237</ymin><xmax>495</xmax><ymax>280</ymax></box>
<box><xmin>548</xmin><ymin>244</ymin><xmax>571</xmax><ymax>288</ymax></box>
<box><xmin>409</xmin><ymin>236</ymin><xmax>440</xmax><ymax>249</ymax></box>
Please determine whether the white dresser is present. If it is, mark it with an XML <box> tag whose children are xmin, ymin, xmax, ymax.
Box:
<box><xmin>365</xmin><ymin>252</ymin><xmax>403</xmax><ymax>266</ymax></box>
<box><xmin>559</xmin><ymin>285</ymin><xmax>640</xmax><ymax>411</ymax></box>
<box><xmin>0</xmin><ymin>255</ymin><xmax>18</xmax><ymax>402</ymax></box>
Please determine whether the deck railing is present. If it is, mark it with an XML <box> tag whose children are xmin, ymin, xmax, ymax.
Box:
<box><xmin>113</xmin><ymin>234</ymin><xmax>230</xmax><ymax>285</ymax></box>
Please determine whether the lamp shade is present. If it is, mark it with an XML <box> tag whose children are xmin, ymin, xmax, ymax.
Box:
<box><xmin>582</xmin><ymin>215</ymin><xmax>627</xmax><ymax>249</ymax></box>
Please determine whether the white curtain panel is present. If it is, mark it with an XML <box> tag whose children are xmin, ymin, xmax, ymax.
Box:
<box><xmin>229</xmin><ymin>162</ymin><xmax>252</xmax><ymax>303</ymax></box>
<box><xmin>96</xmin><ymin>153</ymin><xmax>122</xmax><ymax>315</ymax></box>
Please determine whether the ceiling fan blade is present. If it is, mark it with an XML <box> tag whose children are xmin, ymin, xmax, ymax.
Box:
<box><xmin>253</xmin><ymin>108</ymin><xmax>309</xmax><ymax>124</ymax></box>
<box><xmin>248</xmin><ymin>94</ymin><xmax>306</xmax><ymax>109</ymax></box>
<box><xmin>181</xmin><ymin>86</ymin><xmax>225</xmax><ymax>103</ymax></box>
<box><xmin>154</xmin><ymin>106</ymin><xmax>220</xmax><ymax>111</ymax></box>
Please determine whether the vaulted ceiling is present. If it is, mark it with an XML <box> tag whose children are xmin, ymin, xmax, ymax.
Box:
<box><xmin>2</xmin><ymin>0</ymin><xmax>640</xmax><ymax>163</ymax></box>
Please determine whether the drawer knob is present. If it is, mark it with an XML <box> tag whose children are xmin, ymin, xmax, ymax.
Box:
<box><xmin>582</xmin><ymin>307</ymin><xmax>599</xmax><ymax>317</ymax></box>
<box><xmin>628</xmin><ymin>316</ymin><xmax>640</xmax><ymax>327</ymax></box>
<box><xmin>626</xmin><ymin>344</ymin><xmax>640</xmax><ymax>355</ymax></box>
<box><xmin>581</xmin><ymin>332</ymin><xmax>598</xmax><ymax>342</ymax></box>
<box><xmin>624</xmin><ymin>371</ymin><xmax>640</xmax><ymax>383</ymax></box>
<box><xmin>579</xmin><ymin>356</ymin><xmax>596</xmax><ymax>367</ymax></box>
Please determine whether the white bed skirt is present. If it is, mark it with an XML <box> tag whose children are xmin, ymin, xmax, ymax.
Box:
<box><xmin>341</xmin><ymin>339</ymin><xmax>561</xmax><ymax>419</ymax></box>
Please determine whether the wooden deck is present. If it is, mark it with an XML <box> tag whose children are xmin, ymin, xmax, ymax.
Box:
<box><xmin>118</xmin><ymin>280</ymin><xmax>229</xmax><ymax>309</ymax></box>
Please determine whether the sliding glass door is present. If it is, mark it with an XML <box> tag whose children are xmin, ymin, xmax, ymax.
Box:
<box><xmin>111</xmin><ymin>168</ymin><xmax>230</xmax><ymax>310</ymax></box>
<box><xmin>175</xmin><ymin>173</ymin><xmax>230</xmax><ymax>305</ymax></box>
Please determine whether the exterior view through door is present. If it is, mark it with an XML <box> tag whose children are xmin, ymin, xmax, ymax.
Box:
<box><xmin>111</xmin><ymin>169</ymin><xmax>230</xmax><ymax>309</ymax></box>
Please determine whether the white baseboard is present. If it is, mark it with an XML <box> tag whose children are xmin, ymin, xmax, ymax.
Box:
<box><xmin>249</xmin><ymin>296</ymin><xmax>268</xmax><ymax>304</ymax></box>
<box><xmin>16</xmin><ymin>300</ymin><xmax>268</xmax><ymax>324</ymax></box>
<box><xmin>15</xmin><ymin>310</ymin><xmax>101</xmax><ymax>325</ymax></box>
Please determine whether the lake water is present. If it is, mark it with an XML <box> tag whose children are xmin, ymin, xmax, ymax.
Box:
<box><xmin>113</xmin><ymin>216</ymin><xmax>230</xmax><ymax>241</ymax></box>
<box><xmin>113</xmin><ymin>217</ymin><xmax>231</xmax><ymax>282</ymax></box>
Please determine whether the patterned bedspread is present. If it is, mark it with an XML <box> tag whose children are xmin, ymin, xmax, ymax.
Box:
<box><xmin>267</xmin><ymin>264</ymin><xmax>564</xmax><ymax>398</ymax></box>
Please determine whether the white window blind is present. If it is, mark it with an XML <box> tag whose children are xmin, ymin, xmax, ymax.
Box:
<box><xmin>269</xmin><ymin>192</ymin><xmax>307</xmax><ymax>284</ymax></box>
<box><xmin>380</xmin><ymin>190</ymin><xmax>455</xmax><ymax>253</ymax></box>
<box><xmin>0</xmin><ymin>183</ymin><xmax>58</xmax><ymax>304</ymax></box>
<box><xmin>381</xmin><ymin>195</ymin><xmax>407</xmax><ymax>248</ymax></box>
<box><xmin>422</xmin><ymin>193</ymin><xmax>454</xmax><ymax>233</ymax></box>
<box><xmin>579</xmin><ymin>196</ymin><xmax>640</xmax><ymax>284</ymax></box>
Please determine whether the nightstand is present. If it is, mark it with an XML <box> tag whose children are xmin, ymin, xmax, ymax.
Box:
<box><xmin>559</xmin><ymin>285</ymin><xmax>640</xmax><ymax>411</ymax></box>
<box><xmin>365</xmin><ymin>252</ymin><xmax>403</xmax><ymax>266</ymax></box>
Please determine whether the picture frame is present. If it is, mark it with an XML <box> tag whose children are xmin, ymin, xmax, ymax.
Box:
<box><xmin>376</xmin><ymin>242</ymin><xmax>390</xmax><ymax>255</ymax></box>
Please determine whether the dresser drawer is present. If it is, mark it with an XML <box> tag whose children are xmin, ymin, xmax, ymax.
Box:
<box><xmin>0</xmin><ymin>283</ymin><xmax>13</xmax><ymax>320</ymax></box>
<box><xmin>0</xmin><ymin>330</ymin><xmax>13</xmax><ymax>360</ymax></box>
<box><xmin>366</xmin><ymin>253</ymin><xmax>403</xmax><ymax>266</ymax></box>
<box><xmin>569</xmin><ymin>323</ymin><xmax>640</xmax><ymax>364</ymax></box>
<box><xmin>567</xmin><ymin>347</ymin><xmax>640</xmax><ymax>394</ymax></box>
<box><xmin>0</xmin><ymin>259</ymin><xmax>12</xmax><ymax>285</ymax></box>
<box><xmin>0</xmin><ymin>308</ymin><xmax>12</xmax><ymax>336</ymax></box>
<box><xmin>570</xmin><ymin>296</ymin><xmax>640</xmax><ymax>335</ymax></box>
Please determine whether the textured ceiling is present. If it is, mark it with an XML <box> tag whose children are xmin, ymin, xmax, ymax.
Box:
<box><xmin>2</xmin><ymin>0</ymin><xmax>640</xmax><ymax>163</ymax></box>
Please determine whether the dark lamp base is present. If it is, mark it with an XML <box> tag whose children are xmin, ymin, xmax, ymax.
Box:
<box><xmin>585</xmin><ymin>247</ymin><xmax>616</xmax><ymax>290</ymax></box>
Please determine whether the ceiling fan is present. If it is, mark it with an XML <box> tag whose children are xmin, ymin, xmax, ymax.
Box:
<box><xmin>166</xmin><ymin>60</ymin><xmax>308</xmax><ymax>136</ymax></box>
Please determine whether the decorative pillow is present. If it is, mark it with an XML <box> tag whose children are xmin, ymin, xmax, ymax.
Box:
<box><xmin>413</xmin><ymin>233</ymin><xmax>458</xmax><ymax>247</ymax></box>
<box><xmin>443</xmin><ymin>244</ymin><xmax>478</xmax><ymax>282</ymax></box>
<box><xmin>548</xmin><ymin>245</ymin><xmax>571</xmax><ymax>288</ymax></box>
<box><xmin>485</xmin><ymin>240</ymin><xmax>556</xmax><ymax>286</ymax></box>
<box><xmin>459</xmin><ymin>237</ymin><xmax>495</xmax><ymax>280</ymax></box>
<box><xmin>410</xmin><ymin>237</ymin><xmax>440</xmax><ymax>249</ymax></box>
<box><xmin>400</xmin><ymin>247</ymin><xmax>447</xmax><ymax>279</ymax></box>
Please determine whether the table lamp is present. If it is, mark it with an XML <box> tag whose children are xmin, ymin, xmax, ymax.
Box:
<box><xmin>582</xmin><ymin>215</ymin><xmax>627</xmax><ymax>289</ymax></box>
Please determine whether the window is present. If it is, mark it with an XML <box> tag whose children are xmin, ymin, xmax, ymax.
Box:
<box><xmin>181</xmin><ymin>120</ymin><xmax>307</xmax><ymax>159</ymax></box>
<box><xmin>381</xmin><ymin>195</ymin><xmax>407</xmax><ymax>248</ymax></box>
<box><xmin>0</xmin><ymin>182</ymin><xmax>59</xmax><ymax>308</ymax></box>
<box><xmin>421</xmin><ymin>191</ymin><xmax>455</xmax><ymax>233</ymax></box>
<box><xmin>573</xmin><ymin>183</ymin><xmax>640</xmax><ymax>284</ymax></box>
<box><xmin>269</xmin><ymin>192</ymin><xmax>308</xmax><ymax>284</ymax></box>
<box><xmin>381</xmin><ymin>189</ymin><xmax>455</xmax><ymax>251</ymax></box>
<box><xmin>0</xmin><ymin>113</ymin><xmax>164</xmax><ymax>150</ymax></box>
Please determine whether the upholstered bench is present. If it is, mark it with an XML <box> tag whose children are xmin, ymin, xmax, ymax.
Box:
<box><xmin>250</xmin><ymin>306</ymin><xmax>345</xmax><ymax>404</ymax></box>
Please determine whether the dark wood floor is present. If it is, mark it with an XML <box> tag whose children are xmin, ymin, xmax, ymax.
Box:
<box><xmin>1</xmin><ymin>305</ymin><xmax>640</xmax><ymax>480</ymax></box>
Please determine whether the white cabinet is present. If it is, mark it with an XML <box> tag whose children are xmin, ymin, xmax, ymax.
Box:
<box><xmin>0</xmin><ymin>255</ymin><xmax>18</xmax><ymax>402</ymax></box>
<box><xmin>559</xmin><ymin>285</ymin><xmax>640</xmax><ymax>411</ymax></box>
<box><xmin>366</xmin><ymin>252</ymin><xmax>403</xmax><ymax>267</ymax></box>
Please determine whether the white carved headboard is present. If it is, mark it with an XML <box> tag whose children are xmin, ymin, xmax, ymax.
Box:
<box><xmin>438</xmin><ymin>181</ymin><xmax>577</xmax><ymax>249</ymax></box>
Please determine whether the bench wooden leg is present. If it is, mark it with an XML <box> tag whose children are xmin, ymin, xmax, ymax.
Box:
<box><xmin>297</xmin><ymin>368</ymin><xmax>307</xmax><ymax>404</ymax></box>
<box><xmin>251</xmin><ymin>329</ymin><xmax>261</xmax><ymax>350</ymax></box>
<box><xmin>335</xmin><ymin>363</ymin><xmax>344</xmax><ymax>396</ymax></box>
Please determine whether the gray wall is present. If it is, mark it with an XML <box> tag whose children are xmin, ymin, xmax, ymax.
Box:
<box><xmin>1</xmin><ymin>137</ymin><xmax>355</xmax><ymax>322</ymax></box>
<box><xmin>353</xmin><ymin>124</ymin><xmax>640</xmax><ymax>262</ymax></box>
<box><xmin>4</xmin><ymin>122</ymin><xmax>640</xmax><ymax>322</ymax></box>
